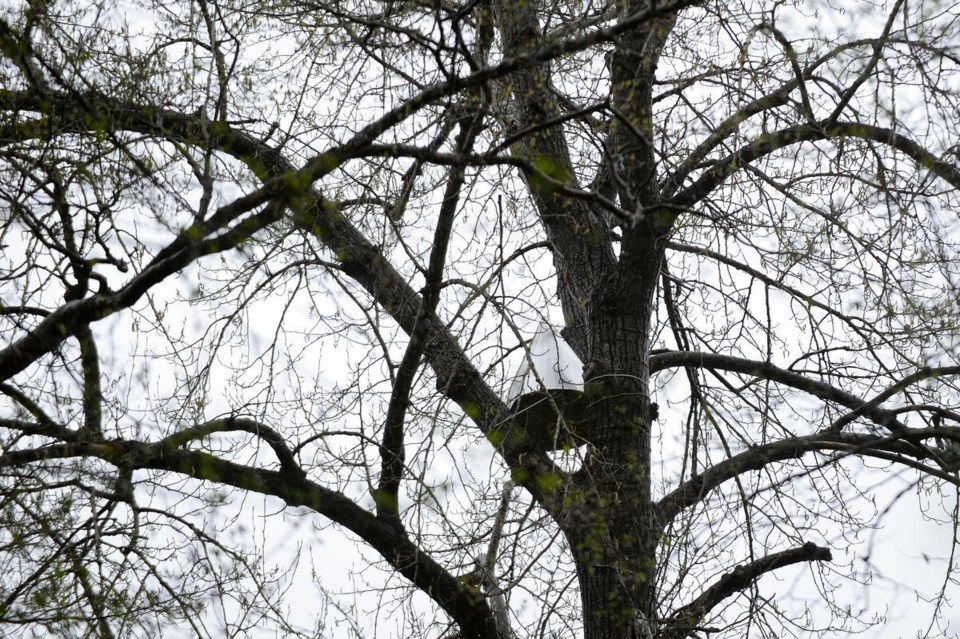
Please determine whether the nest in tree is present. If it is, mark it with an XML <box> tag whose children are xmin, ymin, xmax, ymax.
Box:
<box><xmin>497</xmin><ymin>322</ymin><xmax>591</xmax><ymax>451</ymax></box>
<box><xmin>501</xmin><ymin>388</ymin><xmax>591</xmax><ymax>450</ymax></box>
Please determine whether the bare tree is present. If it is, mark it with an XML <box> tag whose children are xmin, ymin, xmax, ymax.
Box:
<box><xmin>1</xmin><ymin>0</ymin><xmax>959</xmax><ymax>637</ymax></box>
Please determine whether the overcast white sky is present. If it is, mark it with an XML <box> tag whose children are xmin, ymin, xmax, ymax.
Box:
<box><xmin>2</xmin><ymin>0</ymin><xmax>959</xmax><ymax>637</ymax></box>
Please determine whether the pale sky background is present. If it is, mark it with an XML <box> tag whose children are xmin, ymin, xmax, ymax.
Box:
<box><xmin>1</xmin><ymin>0</ymin><xmax>958</xmax><ymax>637</ymax></box>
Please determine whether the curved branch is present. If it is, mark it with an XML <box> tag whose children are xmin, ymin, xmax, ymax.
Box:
<box><xmin>649</xmin><ymin>351</ymin><xmax>906</xmax><ymax>431</ymax></box>
<box><xmin>661</xmin><ymin>543</ymin><xmax>832</xmax><ymax>639</ymax></box>
<box><xmin>656</xmin><ymin>427</ymin><xmax>955</xmax><ymax>524</ymax></box>
<box><xmin>0</xmin><ymin>439</ymin><xmax>502</xmax><ymax>639</ymax></box>
<box><xmin>157</xmin><ymin>417</ymin><xmax>304</xmax><ymax>479</ymax></box>
<box><xmin>660</xmin><ymin>33</ymin><xmax>957</xmax><ymax>197</ymax></box>
<box><xmin>670</xmin><ymin>121</ymin><xmax>960</xmax><ymax>209</ymax></box>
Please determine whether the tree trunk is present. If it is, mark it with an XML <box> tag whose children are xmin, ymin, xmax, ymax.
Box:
<box><xmin>564</xmin><ymin>234</ymin><xmax>666</xmax><ymax>639</ymax></box>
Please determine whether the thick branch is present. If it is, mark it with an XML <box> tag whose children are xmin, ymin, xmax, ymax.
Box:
<box><xmin>494</xmin><ymin>0</ymin><xmax>616</xmax><ymax>357</ymax></box>
<box><xmin>76</xmin><ymin>326</ymin><xmax>102</xmax><ymax>437</ymax></box>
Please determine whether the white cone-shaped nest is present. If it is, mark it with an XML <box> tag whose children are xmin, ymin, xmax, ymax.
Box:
<box><xmin>507</xmin><ymin>321</ymin><xmax>584</xmax><ymax>401</ymax></box>
<box><xmin>499</xmin><ymin>322</ymin><xmax>589</xmax><ymax>450</ymax></box>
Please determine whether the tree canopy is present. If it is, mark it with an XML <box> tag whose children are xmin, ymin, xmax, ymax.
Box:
<box><xmin>1</xmin><ymin>0</ymin><xmax>960</xmax><ymax>637</ymax></box>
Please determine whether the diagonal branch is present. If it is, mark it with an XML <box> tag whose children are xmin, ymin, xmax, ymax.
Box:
<box><xmin>0</xmin><ymin>202</ymin><xmax>285</xmax><ymax>383</ymax></box>
<box><xmin>377</xmin><ymin>107</ymin><xmax>487</xmax><ymax>523</ymax></box>
<box><xmin>828</xmin><ymin>365</ymin><xmax>960</xmax><ymax>432</ymax></box>
<box><xmin>0</xmin><ymin>383</ymin><xmax>61</xmax><ymax>431</ymax></box>
<box><xmin>825</xmin><ymin>0</ymin><xmax>905</xmax><ymax>125</ymax></box>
